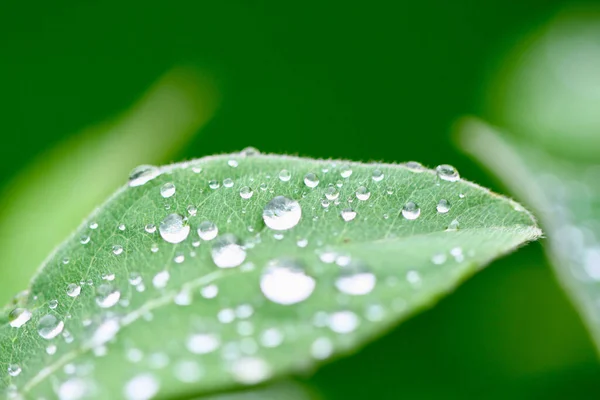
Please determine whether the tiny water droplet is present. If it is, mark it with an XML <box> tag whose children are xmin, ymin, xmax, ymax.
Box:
<box><xmin>145</xmin><ymin>224</ymin><xmax>156</xmax><ymax>233</ymax></box>
<box><xmin>152</xmin><ymin>270</ymin><xmax>170</xmax><ymax>289</ymax></box>
<box><xmin>201</xmin><ymin>284</ymin><xmax>218</xmax><ymax>299</ymax></box>
<box><xmin>192</xmin><ymin>166</ymin><xmax>202</xmax><ymax>173</ymax></box>
<box><xmin>447</xmin><ymin>219</ymin><xmax>460</xmax><ymax>231</ymax></box>
<box><xmin>129</xmin><ymin>165</ymin><xmax>160</xmax><ymax>187</ymax></box>
<box><xmin>46</xmin><ymin>344</ymin><xmax>57</xmax><ymax>355</ymax></box>
<box><xmin>80</xmin><ymin>235</ymin><xmax>90</xmax><ymax>245</ymax></box>
<box><xmin>7</xmin><ymin>364</ymin><xmax>21</xmax><ymax>377</ymax></box>
<box><xmin>66</xmin><ymin>283</ymin><xmax>81</xmax><ymax>297</ymax></box>
<box><xmin>262</xmin><ymin>196</ymin><xmax>302</xmax><ymax>230</ymax></box>
<box><xmin>296</xmin><ymin>238</ymin><xmax>308</xmax><ymax>248</ymax></box>
<box><xmin>9</xmin><ymin>308</ymin><xmax>32</xmax><ymax>328</ymax></box>
<box><xmin>174</xmin><ymin>253</ymin><xmax>185</xmax><ymax>263</ymax></box>
<box><xmin>239</xmin><ymin>186</ymin><xmax>253</xmax><ymax>199</ymax></box>
<box><xmin>197</xmin><ymin>221</ymin><xmax>218</xmax><ymax>241</ymax></box>
<box><xmin>159</xmin><ymin>214</ymin><xmax>190</xmax><ymax>244</ymax></box>
<box><xmin>431</xmin><ymin>253</ymin><xmax>447</xmax><ymax>265</ymax></box>
<box><xmin>124</xmin><ymin>374</ymin><xmax>159</xmax><ymax>400</ymax></box>
<box><xmin>304</xmin><ymin>173</ymin><xmax>320</xmax><ymax>188</ymax></box>
<box><xmin>401</xmin><ymin>202</ymin><xmax>421</xmax><ymax>220</ymax></box>
<box><xmin>102</xmin><ymin>273</ymin><xmax>115</xmax><ymax>281</ymax></box>
<box><xmin>89</xmin><ymin>222</ymin><xmax>98</xmax><ymax>230</ymax></box>
<box><xmin>228</xmin><ymin>159</ymin><xmax>239</xmax><ymax>168</ymax></box>
<box><xmin>186</xmin><ymin>205</ymin><xmax>197</xmax><ymax>216</ymax></box>
<box><xmin>437</xmin><ymin>199</ymin><xmax>451</xmax><ymax>213</ymax></box>
<box><xmin>321</xmin><ymin>199</ymin><xmax>330</xmax><ymax>208</ymax></box>
<box><xmin>230</xmin><ymin>357</ymin><xmax>272</xmax><ymax>385</ymax></box>
<box><xmin>95</xmin><ymin>284</ymin><xmax>121</xmax><ymax>308</ymax></box>
<box><xmin>436</xmin><ymin>164</ymin><xmax>460</xmax><ymax>182</ymax></box>
<box><xmin>278</xmin><ymin>169</ymin><xmax>291</xmax><ymax>182</ymax></box>
<box><xmin>118</xmin><ymin>224</ymin><xmax>126</xmax><ymax>231</ymax></box>
<box><xmin>329</xmin><ymin>310</ymin><xmax>359</xmax><ymax>334</ymax></box>
<box><xmin>112</xmin><ymin>245</ymin><xmax>124</xmax><ymax>255</ymax></box>
<box><xmin>49</xmin><ymin>299</ymin><xmax>58</xmax><ymax>309</ymax></box>
<box><xmin>340</xmin><ymin>208</ymin><xmax>357</xmax><ymax>222</ymax></box>
<box><xmin>209</xmin><ymin>180</ymin><xmax>220</xmax><ymax>190</ymax></box>
<box><xmin>311</xmin><ymin>337</ymin><xmax>333</xmax><ymax>359</ymax></box>
<box><xmin>160</xmin><ymin>182</ymin><xmax>176</xmax><ymax>198</ymax></box>
<box><xmin>223</xmin><ymin>178</ymin><xmax>234</xmax><ymax>188</ymax></box>
<box><xmin>404</xmin><ymin>161</ymin><xmax>425</xmax><ymax>172</ymax></box>
<box><xmin>406</xmin><ymin>270</ymin><xmax>422</xmax><ymax>286</ymax></box>
<box><xmin>240</xmin><ymin>147</ymin><xmax>260</xmax><ymax>156</ymax></box>
<box><xmin>211</xmin><ymin>234</ymin><xmax>246</xmax><ymax>268</ymax></box>
<box><xmin>356</xmin><ymin>186</ymin><xmax>371</xmax><ymax>201</ymax></box>
<box><xmin>260</xmin><ymin>258</ymin><xmax>315</xmax><ymax>305</ymax></box>
<box><xmin>260</xmin><ymin>328</ymin><xmax>284</xmax><ymax>348</ymax></box>
<box><xmin>325</xmin><ymin>185</ymin><xmax>340</xmax><ymax>200</ymax></box>
<box><xmin>37</xmin><ymin>314</ymin><xmax>65</xmax><ymax>339</ymax></box>
<box><xmin>372</xmin><ymin>169</ymin><xmax>384</xmax><ymax>182</ymax></box>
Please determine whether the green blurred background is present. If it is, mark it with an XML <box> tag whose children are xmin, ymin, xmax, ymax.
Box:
<box><xmin>1</xmin><ymin>0</ymin><xmax>600</xmax><ymax>398</ymax></box>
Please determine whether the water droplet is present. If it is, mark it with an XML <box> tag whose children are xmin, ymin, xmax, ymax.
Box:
<box><xmin>160</xmin><ymin>182</ymin><xmax>176</xmax><ymax>198</ymax></box>
<box><xmin>240</xmin><ymin>147</ymin><xmax>260</xmax><ymax>156</ymax></box>
<box><xmin>260</xmin><ymin>328</ymin><xmax>284</xmax><ymax>348</ymax></box>
<box><xmin>329</xmin><ymin>310</ymin><xmax>359</xmax><ymax>334</ymax></box>
<box><xmin>9</xmin><ymin>308</ymin><xmax>31</xmax><ymax>328</ymax></box>
<box><xmin>228</xmin><ymin>159</ymin><xmax>239</xmax><ymax>168</ymax></box>
<box><xmin>209</xmin><ymin>180</ymin><xmax>220</xmax><ymax>190</ymax></box>
<box><xmin>124</xmin><ymin>374</ymin><xmax>159</xmax><ymax>400</ymax></box>
<box><xmin>356</xmin><ymin>186</ymin><xmax>371</xmax><ymax>201</ymax></box>
<box><xmin>296</xmin><ymin>238</ymin><xmax>308</xmax><ymax>248</ymax></box>
<box><xmin>321</xmin><ymin>199</ymin><xmax>330</xmax><ymax>208</ymax></box>
<box><xmin>7</xmin><ymin>364</ymin><xmax>21</xmax><ymax>377</ymax></box>
<box><xmin>118</xmin><ymin>224</ymin><xmax>126</xmax><ymax>231</ymax></box>
<box><xmin>260</xmin><ymin>258</ymin><xmax>315</xmax><ymax>305</ymax></box>
<box><xmin>335</xmin><ymin>260</ymin><xmax>376</xmax><ymax>295</ymax></box>
<box><xmin>66</xmin><ymin>283</ymin><xmax>81</xmax><ymax>298</ymax></box>
<box><xmin>112</xmin><ymin>245</ymin><xmax>124</xmax><ymax>255</ymax></box>
<box><xmin>49</xmin><ymin>299</ymin><xmax>58</xmax><ymax>309</ymax></box>
<box><xmin>366</xmin><ymin>304</ymin><xmax>386</xmax><ymax>321</ymax></box>
<box><xmin>340</xmin><ymin>165</ymin><xmax>353</xmax><ymax>178</ymax></box>
<box><xmin>325</xmin><ymin>185</ymin><xmax>340</xmax><ymax>200</ymax></box>
<box><xmin>80</xmin><ymin>235</ymin><xmax>90</xmax><ymax>245</ymax></box>
<box><xmin>96</xmin><ymin>284</ymin><xmax>121</xmax><ymax>308</ymax></box>
<box><xmin>129</xmin><ymin>165</ymin><xmax>160</xmax><ymax>187</ymax></box>
<box><xmin>230</xmin><ymin>357</ymin><xmax>272</xmax><ymax>385</ymax></box>
<box><xmin>340</xmin><ymin>208</ymin><xmax>357</xmax><ymax>222</ymax></box>
<box><xmin>239</xmin><ymin>186</ymin><xmax>253</xmax><ymax>199</ymax></box>
<box><xmin>447</xmin><ymin>219</ymin><xmax>460</xmax><ymax>231</ymax></box>
<box><xmin>372</xmin><ymin>169</ymin><xmax>384</xmax><ymax>182</ymax></box>
<box><xmin>450</xmin><ymin>247</ymin><xmax>464</xmax><ymax>262</ymax></box>
<box><xmin>404</xmin><ymin>161</ymin><xmax>425</xmax><ymax>172</ymax></box>
<box><xmin>197</xmin><ymin>220</ymin><xmax>218</xmax><ymax>241</ymax></box>
<box><xmin>102</xmin><ymin>273</ymin><xmax>115</xmax><ymax>281</ymax></box>
<box><xmin>436</xmin><ymin>164</ymin><xmax>460</xmax><ymax>182</ymax></box>
<box><xmin>89</xmin><ymin>222</ymin><xmax>98</xmax><ymax>230</ymax></box>
<box><xmin>223</xmin><ymin>178</ymin><xmax>234</xmax><ymax>188</ymax></box>
<box><xmin>437</xmin><ymin>199</ymin><xmax>451</xmax><ymax>213</ymax></box>
<box><xmin>406</xmin><ymin>270</ymin><xmax>422</xmax><ymax>286</ymax></box>
<box><xmin>174</xmin><ymin>288</ymin><xmax>192</xmax><ymax>306</ymax></box>
<box><xmin>262</xmin><ymin>196</ymin><xmax>302</xmax><ymax>231</ymax></box>
<box><xmin>303</xmin><ymin>173</ymin><xmax>319</xmax><ymax>188</ymax></box>
<box><xmin>174</xmin><ymin>360</ymin><xmax>203</xmax><ymax>383</ymax></box>
<box><xmin>311</xmin><ymin>337</ymin><xmax>333</xmax><ymax>360</ymax></box>
<box><xmin>38</xmin><ymin>314</ymin><xmax>65</xmax><ymax>339</ymax></box>
<box><xmin>159</xmin><ymin>214</ymin><xmax>190</xmax><ymax>244</ymax></box>
<box><xmin>152</xmin><ymin>270</ymin><xmax>170</xmax><ymax>289</ymax></box>
<box><xmin>218</xmin><ymin>308</ymin><xmax>236</xmax><ymax>323</ymax></box>
<box><xmin>431</xmin><ymin>253</ymin><xmax>447</xmax><ymax>265</ymax></box>
<box><xmin>46</xmin><ymin>344</ymin><xmax>57</xmax><ymax>355</ymax></box>
<box><xmin>89</xmin><ymin>318</ymin><xmax>120</xmax><ymax>347</ymax></box>
<box><xmin>200</xmin><ymin>284</ymin><xmax>218</xmax><ymax>299</ymax></box>
<box><xmin>401</xmin><ymin>202</ymin><xmax>421</xmax><ymax>220</ymax></box>
<box><xmin>191</xmin><ymin>166</ymin><xmax>202</xmax><ymax>173</ymax></box>
<box><xmin>186</xmin><ymin>333</ymin><xmax>220</xmax><ymax>354</ymax></box>
<box><xmin>211</xmin><ymin>234</ymin><xmax>246</xmax><ymax>268</ymax></box>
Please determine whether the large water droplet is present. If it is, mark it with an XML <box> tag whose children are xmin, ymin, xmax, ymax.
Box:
<box><xmin>335</xmin><ymin>260</ymin><xmax>376</xmax><ymax>295</ymax></box>
<box><xmin>436</xmin><ymin>164</ymin><xmax>460</xmax><ymax>182</ymax></box>
<box><xmin>159</xmin><ymin>214</ymin><xmax>190</xmax><ymax>244</ymax></box>
<box><xmin>304</xmin><ymin>173</ymin><xmax>319</xmax><ymax>188</ymax></box>
<box><xmin>160</xmin><ymin>182</ymin><xmax>176</xmax><ymax>198</ymax></box>
<box><xmin>260</xmin><ymin>259</ymin><xmax>316</xmax><ymax>305</ymax></box>
<box><xmin>211</xmin><ymin>234</ymin><xmax>246</xmax><ymax>268</ymax></box>
<box><xmin>197</xmin><ymin>221</ymin><xmax>218</xmax><ymax>241</ymax></box>
<box><xmin>356</xmin><ymin>186</ymin><xmax>371</xmax><ymax>201</ymax></box>
<box><xmin>239</xmin><ymin>186</ymin><xmax>253</xmax><ymax>199</ymax></box>
<box><xmin>9</xmin><ymin>308</ymin><xmax>32</xmax><ymax>328</ymax></box>
<box><xmin>262</xmin><ymin>196</ymin><xmax>302</xmax><ymax>231</ymax></box>
<box><xmin>340</xmin><ymin>208</ymin><xmax>357</xmax><ymax>222</ymax></box>
<box><xmin>278</xmin><ymin>169</ymin><xmax>291</xmax><ymax>182</ymax></box>
<box><xmin>124</xmin><ymin>374</ymin><xmax>159</xmax><ymax>400</ymax></box>
<box><xmin>38</xmin><ymin>314</ymin><xmax>65</xmax><ymax>339</ymax></box>
<box><xmin>401</xmin><ymin>202</ymin><xmax>421</xmax><ymax>220</ymax></box>
<box><xmin>129</xmin><ymin>165</ymin><xmax>160</xmax><ymax>187</ymax></box>
<box><xmin>437</xmin><ymin>199</ymin><xmax>451</xmax><ymax>214</ymax></box>
<box><xmin>96</xmin><ymin>284</ymin><xmax>121</xmax><ymax>308</ymax></box>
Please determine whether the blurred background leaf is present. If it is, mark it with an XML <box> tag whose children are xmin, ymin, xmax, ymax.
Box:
<box><xmin>1</xmin><ymin>0</ymin><xmax>600</xmax><ymax>398</ymax></box>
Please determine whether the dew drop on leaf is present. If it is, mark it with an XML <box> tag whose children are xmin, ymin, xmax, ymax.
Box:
<box><xmin>95</xmin><ymin>284</ymin><xmax>121</xmax><ymax>308</ymax></box>
<box><xmin>340</xmin><ymin>165</ymin><xmax>353</xmax><ymax>178</ymax></box>
<box><xmin>152</xmin><ymin>270</ymin><xmax>170</xmax><ymax>289</ymax></box>
<box><xmin>159</xmin><ymin>214</ymin><xmax>190</xmax><ymax>244</ymax></box>
<box><xmin>436</xmin><ymin>164</ymin><xmax>460</xmax><ymax>182</ymax></box>
<box><xmin>278</xmin><ymin>169</ymin><xmax>291</xmax><ymax>182</ymax></box>
<box><xmin>325</xmin><ymin>185</ymin><xmax>340</xmax><ymax>200</ymax></box>
<box><xmin>7</xmin><ymin>364</ymin><xmax>21</xmax><ymax>377</ymax></box>
<box><xmin>303</xmin><ymin>173</ymin><xmax>319</xmax><ymax>188</ymax></box>
<box><xmin>262</xmin><ymin>196</ymin><xmax>302</xmax><ymax>231</ymax></box>
<box><xmin>37</xmin><ymin>314</ymin><xmax>65</xmax><ymax>339</ymax></box>
<box><xmin>311</xmin><ymin>337</ymin><xmax>334</xmax><ymax>360</ymax></box>
<box><xmin>128</xmin><ymin>165</ymin><xmax>160</xmax><ymax>187</ymax></box>
<box><xmin>197</xmin><ymin>221</ymin><xmax>218</xmax><ymax>241</ymax></box>
<box><xmin>124</xmin><ymin>374</ymin><xmax>159</xmax><ymax>400</ymax></box>
<box><xmin>401</xmin><ymin>202</ymin><xmax>421</xmax><ymax>220</ymax></box>
<box><xmin>223</xmin><ymin>178</ymin><xmax>234</xmax><ymax>188</ymax></box>
<box><xmin>66</xmin><ymin>283</ymin><xmax>81</xmax><ymax>298</ymax></box>
<box><xmin>9</xmin><ymin>308</ymin><xmax>32</xmax><ymax>328</ymax></box>
<box><xmin>329</xmin><ymin>310</ymin><xmax>359</xmax><ymax>334</ymax></box>
<box><xmin>211</xmin><ymin>234</ymin><xmax>246</xmax><ymax>268</ymax></box>
<box><xmin>340</xmin><ymin>208</ymin><xmax>357</xmax><ymax>222</ymax></box>
<box><xmin>160</xmin><ymin>182</ymin><xmax>176</xmax><ymax>198</ymax></box>
<box><xmin>437</xmin><ymin>199</ymin><xmax>451</xmax><ymax>214</ymax></box>
<box><xmin>230</xmin><ymin>357</ymin><xmax>272</xmax><ymax>385</ymax></box>
<box><xmin>260</xmin><ymin>258</ymin><xmax>316</xmax><ymax>305</ymax></box>
<box><xmin>335</xmin><ymin>260</ymin><xmax>376</xmax><ymax>295</ymax></box>
<box><xmin>239</xmin><ymin>186</ymin><xmax>253</xmax><ymax>199</ymax></box>
<box><xmin>355</xmin><ymin>186</ymin><xmax>371</xmax><ymax>201</ymax></box>
<box><xmin>372</xmin><ymin>169</ymin><xmax>384</xmax><ymax>182</ymax></box>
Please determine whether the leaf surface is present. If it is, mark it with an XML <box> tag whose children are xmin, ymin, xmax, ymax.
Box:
<box><xmin>0</xmin><ymin>151</ymin><xmax>540</xmax><ymax>399</ymax></box>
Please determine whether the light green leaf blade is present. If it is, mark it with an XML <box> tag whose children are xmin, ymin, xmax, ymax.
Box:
<box><xmin>459</xmin><ymin>117</ymin><xmax>600</xmax><ymax>352</ymax></box>
<box><xmin>0</xmin><ymin>152</ymin><xmax>540</xmax><ymax>399</ymax></box>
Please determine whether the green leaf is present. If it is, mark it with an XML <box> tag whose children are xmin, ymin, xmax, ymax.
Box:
<box><xmin>0</xmin><ymin>151</ymin><xmax>540</xmax><ymax>399</ymax></box>
<box><xmin>459</xmin><ymin>117</ymin><xmax>600</xmax><ymax>352</ymax></box>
